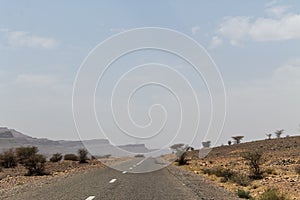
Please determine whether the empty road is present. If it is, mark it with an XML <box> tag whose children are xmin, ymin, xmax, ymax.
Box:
<box><xmin>5</xmin><ymin>158</ymin><xmax>239</xmax><ymax>200</ymax></box>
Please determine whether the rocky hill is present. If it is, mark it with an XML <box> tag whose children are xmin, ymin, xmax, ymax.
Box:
<box><xmin>0</xmin><ymin>127</ymin><xmax>153</xmax><ymax>157</ymax></box>
<box><xmin>183</xmin><ymin>135</ymin><xmax>300</xmax><ymax>199</ymax></box>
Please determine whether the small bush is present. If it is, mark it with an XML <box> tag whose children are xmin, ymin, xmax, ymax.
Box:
<box><xmin>64</xmin><ymin>154</ymin><xmax>78</xmax><ymax>161</ymax></box>
<box><xmin>16</xmin><ymin>146</ymin><xmax>38</xmax><ymax>164</ymax></box>
<box><xmin>294</xmin><ymin>165</ymin><xmax>300</xmax><ymax>175</ymax></box>
<box><xmin>237</xmin><ymin>189</ymin><xmax>253</xmax><ymax>199</ymax></box>
<box><xmin>203</xmin><ymin>166</ymin><xmax>234</xmax><ymax>180</ymax></box>
<box><xmin>231</xmin><ymin>173</ymin><xmax>251</xmax><ymax>186</ymax></box>
<box><xmin>242</xmin><ymin>151</ymin><xmax>264</xmax><ymax>179</ymax></box>
<box><xmin>15</xmin><ymin>146</ymin><xmax>47</xmax><ymax>176</ymax></box>
<box><xmin>49</xmin><ymin>153</ymin><xmax>63</xmax><ymax>162</ymax></box>
<box><xmin>258</xmin><ymin>188</ymin><xmax>290</xmax><ymax>200</ymax></box>
<box><xmin>78</xmin><ymin>149</ymin><xmax>88</xmax><ymax>163</ymax></box>
<box><xmin>0</xmin><ymin>149</ymin><xmax>17</xmax><ymax>168</ymax></box>
<box><xmin>23</xmin><ymin>154</ymin><xmax>47</xmax><ymax>176</ymax></box>
<box><xmin>178</xmin><ymin>151</ymin><xmax>189</xmax><ymax>166</ymax></box>
<box><xmin>203</xmin><ymin>167</ymin><xmax>251</xmax><ymax>186</ymax></box>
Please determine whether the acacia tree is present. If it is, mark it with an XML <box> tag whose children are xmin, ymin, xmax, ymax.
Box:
<box><xmin>266</xmin><ymin>134</ymin><xmax>272</xmax><ymax>140</ymax></box>
<box><xmin>170</xmin><ymin>143</ymin><xmax>185</xmax><ymax>153</ymax></box>
<box><xmin>232</xmin><ymin>136</ymin><xmax>244</xmax><ymax>144</ymax></box>
<box><xmin>170</xmin><ymin>143</ymin><xmax>189</xmax><ymax>165</ymax></box>
<box><xmin>202</xmin><ymin>141</ymin><xmax>211</xmax><ymax>148</ymax></box>
<box><xmin>275</xmin><ymin>129</ymin><xmax>284</xmax><ymax>138</ymax></box>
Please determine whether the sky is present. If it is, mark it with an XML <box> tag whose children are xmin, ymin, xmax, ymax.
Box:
<box><xmin>0</xmin><ymin>0</ymin><xmax>300</xmax><ymax>149</ymax></box>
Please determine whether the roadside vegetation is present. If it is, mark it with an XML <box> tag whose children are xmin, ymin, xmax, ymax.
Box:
<box><xmin>258</xmin><ymin>188</ymin><xmax>290</xmax><ymax>200</ymax></box>
<box><xmin>0</xmin><ymin>146</ymin><xmax>47</xmax><ymax>176</ymax></box>
<box><xmin>78</xmin><ymin>148</ymin><xmax>88</xmax><ymax>163</ymax></box>
<box><xmin>49</xmin><ymin>153</ymin><xmax>63</xmax><ymax>162</ymax></box>
<box><xmin>0</xmin><ymin>146</ymin><xmax>95</xmax><ymax>177</ymax></box>
<box><xmin>172</xmin><ymin>131</ymin><xmax>299</xmax><ymax>199</ymax></box>
<box><xmin>64</xmin><ymin>153</ymin><xmax>78</xmax><ymax>161</ymax></box>
<box><xmin>0</xmin><ymin>148</ymin><xmax>17</xmax><ymax>168</ymax></box>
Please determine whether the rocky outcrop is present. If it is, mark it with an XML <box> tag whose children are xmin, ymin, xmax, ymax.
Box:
<box><xmin>0</xmin><ymin>127</ymin><xmax>153</xmax><ymax>157</ymax></box>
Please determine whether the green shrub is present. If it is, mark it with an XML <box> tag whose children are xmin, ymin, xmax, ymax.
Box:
<box><xmin>15</xmin><ymin>146</ymin><xmax>47</xmax><ymax>176</ymax></box>
<box><xmin>49</xmin><ymin>153</ymin><xmax>63</xmax><ymax>162</ymax></box>
<box><xmin>64</xmin><ymin>154</ymin><xmax>78</xmax><ymax>161</ymax></box>
<box><xmin>231</xmin><ymin>173</ymin><xmax>251</xmax><ymax>186</ymax></box>
<box><xmin>203</xmin><ymin>167</ymin><xmax>251</xmax><ymax>186</ymax></box>
<box><xmin>242</xmin><ymin>151</ymin><xmax>264</xmax><ymax>179</ymax></box>
<box><xmin>0</xmin><ymin>149</ymin><xmax>17</xmax><ymax>168</ymax></box>
<box><xmin>258</xmin><ymin>188</ymin><xmax>290</xmax><ymax>200</ymax></box>
<box><xmin>237</xmin><ymin>189</ymin><xmax>253</xmax><ymax>199</ymax></box>
<box><xmin>23</xmin><ymin>154</ymin><xmax>47</xmax><ymax>176</ymax></box>
<box><xmin>202</xmin><ymin>166</ymin><xmax>234</xmax><ymax>180</ymax></box>
<box><xmin>16</xmin><ymin>146</ymin><xmax>38</xmax><ymax>164</ymax></box>
<box><xmin>78</xmin><ymin>149</ymin><xmax>88</xmax><ymax>163</ymax></box>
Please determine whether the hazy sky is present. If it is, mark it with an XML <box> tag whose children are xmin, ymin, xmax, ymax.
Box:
<box><xmin>0</xmin><ymin>1</ymin><xmax>300</xmax><ymax>149</ymax></box>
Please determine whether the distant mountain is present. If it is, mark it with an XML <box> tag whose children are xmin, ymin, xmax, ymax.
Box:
<box><xmin>0</xmin><ymin>127</ymin><xmax>31</xmax><ymax>139</ymax></box>
<box><xmin>0</xmin><ymin>127</ymin><xmax>154</xmax><ymax>157</ymax></box>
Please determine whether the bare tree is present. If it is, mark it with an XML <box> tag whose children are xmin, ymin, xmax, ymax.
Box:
<box><xmin>232</xmin><ymin>136</ymin><xmax>244</xmax><ymax>144</ymax></box>
<box><xmin>275</xmin><ymin>129</ymin><xmax>284</xmax><ymax>138</ymax></box>
<box><xmin>202</xmin><ymin>141</ymin><xmax>211</xmax><ymax>148</ymax></box>
<box><xmin>266</xmin><ymin>134</ymin><xmax>272</xmax><ymax>140</ymax></box>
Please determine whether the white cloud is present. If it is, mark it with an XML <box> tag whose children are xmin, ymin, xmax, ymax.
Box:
<box><xmin>15</xmin><ymin>74</ymin><xmax>59</xmax><ymax>86</ymax></box>
<box><xmin>218</xmin><ymin>16</ymin><xmax>251</xmax><ymax>46</ymax></box>
<box><xmin>212</xmin><ymin>5</ymin><xmax>300</xmax><ymax>46</ymax></box>
<box><xmin>191</xmin><ymin>26</ymin><xmax>201</xmax><ymax>35</ymax></box>
<box><xmin>6</xmin><ymin>31</ymin><xmax>58</xmax><ymax>49</ymax></box>
<box><xmin>209</xmin><ymin>36</ymin><xmax>223</xmax><ymax>49</ymax></box>
<box><xmin>265</xmin><ymin>5</ymin><xmax>290</xmax><ymax>17</ymax></box>
<box><xmin>250</xmin><ymin>14</ymin><xmax>300</xmax><ymax>41</ymax></box>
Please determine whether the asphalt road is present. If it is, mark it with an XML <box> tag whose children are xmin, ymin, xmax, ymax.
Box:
<box><xmin>6</xmin><ymin>158</ymin><xmax>240</xmax><ymax>200</ymax></box>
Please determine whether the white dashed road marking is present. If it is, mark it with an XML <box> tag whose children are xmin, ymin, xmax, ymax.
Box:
<box><xmin>136</xmin><ymin>158</ymin><xmax>146</xmax><ymax>166</ymax></box>
<box><xmin>109</xmin><ymin>178</ymin><xmax>117</xmax><ymax>183</ymax></box>
<box><xmin>85</xmin><ymin>196</ymin><xmax>95</xmax><ymax>200</ymax></box>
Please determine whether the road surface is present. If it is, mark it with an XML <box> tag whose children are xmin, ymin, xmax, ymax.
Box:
<box><xmin>5</xmin><ymin>157</ymin><xmax>240</xmax><ymax>200</ymax></box>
